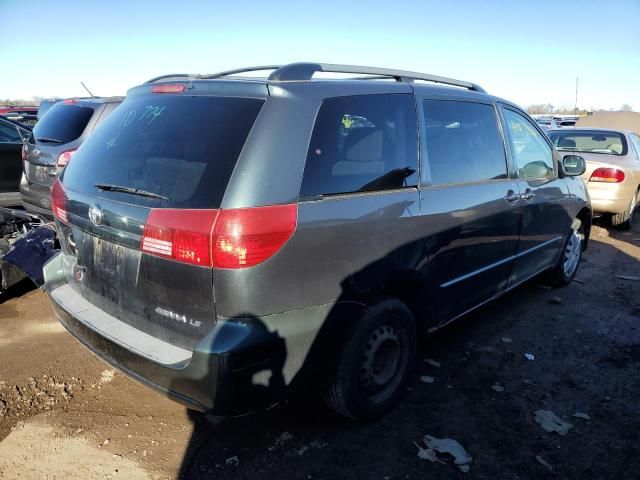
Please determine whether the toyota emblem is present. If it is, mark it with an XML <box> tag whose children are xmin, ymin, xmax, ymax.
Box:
<box><xmin>88</xmin><ymin>205</ymin><xmax>103</xmax><ymax>226</ymax></box>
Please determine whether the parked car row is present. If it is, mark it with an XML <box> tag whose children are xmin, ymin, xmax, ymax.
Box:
<box><xmin>40</xmin><ymin>63</ymin><xmax>592</xmax><ymax>421</ymax></box>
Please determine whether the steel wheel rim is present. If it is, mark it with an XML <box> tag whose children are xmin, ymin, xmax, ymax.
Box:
<box><xmin>563</xmin><ymin>229</ymin><xmax>582</xmax><ymax>277</ymax></box>
<box><xmin>359</xmin><ymin>324</ymin><xmax>402</xmax><ymax>400</ymax></box>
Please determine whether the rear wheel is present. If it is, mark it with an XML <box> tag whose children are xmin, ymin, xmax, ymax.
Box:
<box><xmin>543</xmin><ymin>222</ymin><xmax>584</xmax><ymax>287</ymax></box>
<box><xmin>324</xmin><ymin>298</ymin><xmax>416</xmax><ymax>421</ymax></box>
<box><xmin>611</xmin><ymin>190</ymin><xmax>638</xmax><ymax>230</ymax></box>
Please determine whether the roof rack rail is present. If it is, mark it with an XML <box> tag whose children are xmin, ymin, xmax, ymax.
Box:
<box><xmin>145</xmin><ymin>63</ymin><xmax>486</xmax><ymax>93</ymax></box>
<box><xmin>145</xmin><ymin>66</ymin><xmax>282</xmax><ymax>84</ymax></box>
<box><xmin>268</xmin><ymin>63</ymin><xmax>486</xmax><ymax>93</ymax></box>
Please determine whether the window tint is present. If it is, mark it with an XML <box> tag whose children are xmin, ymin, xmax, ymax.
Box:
<box><xmin>62</xmin><ymin>96</ymin><xmax>264</xmax><ymax>209</ymax></box>
<box><xmin>503</xmin><ymin>109</ymin><xmax>554</xmax><ymax>179</ymax></box>
<box><xmin>547</xmin><ymin>130</ymin><xmax>627</xmax><ymax>156</ymax></box>
<box><xmin>0</xmin><ymin>120</ymin><xmax>22</xmax><ymax>143</ymax></box>
<box><xmin>423</xmin><ymin>100</ymin><xmax>507</xmax><ymax>185</ymax></box>
<box><xmin>300</xmin><ymin>94</ymin><xmax>417</xmax><ymax>196</ymax></box>
<box><xmin>33</xmin><ymin>103</ymin><xmax>94</xmax><ymax>143</ymax></box>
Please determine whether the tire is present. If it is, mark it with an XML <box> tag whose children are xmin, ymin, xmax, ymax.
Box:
<box><xmin>324</xmin><ymin>297</ymin><xmax>416</xmax><ymax>421</ymax></box>
<box><xmin>543</xmin><ymin>222</ymin><xmax>584</xmax><ymax>287</ymax></box>
<box><xmin>611</xmin><ymin>190</ymin><xmax>638</xmax><ymax>230</ymax></box>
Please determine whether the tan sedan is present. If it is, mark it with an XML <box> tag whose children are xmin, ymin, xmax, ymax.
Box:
<box><xmin>548</xmin><ymin>128</ymin><xmax>640</xmax><ymax>229</ymax></box>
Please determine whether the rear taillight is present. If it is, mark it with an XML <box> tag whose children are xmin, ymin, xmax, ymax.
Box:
<box><xmin>151</xmin><ymin>83</ymin><xmax>185</xmax><ymax>94</ymax></box>
<box><xmin>141</xmin><ymin>209</ymin><xmax>218</xmax><ymax>266</ymax></box>
<box><xmin>140</xmin><ymin>204</ymin><xmax>297</xmax><ymax>268</ymax></box>
<box><xmin>212</xmin><ymin>204</ymin><xmax>298</xmax><ymax>269</ymax></box>
<box><xmin>589</xmin><ymin>168</ymin><xmax>625</xmax><ymax>183</ymax></box>
<box><xmin>51</xmin><ymin>180</ymin><xmax>68</xmax><ymax>224</ymax></box>
<box><xmin>21</xmin><ymin>144</ymin><xmax>26</xmax><ymax>161</ymax></box>
<box><xmin>57</xmin><ymin>148</ymin><xmax>77</xmax><ymax>167</ymax></box>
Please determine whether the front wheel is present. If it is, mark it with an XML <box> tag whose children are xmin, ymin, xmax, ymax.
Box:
<box><xmin>543</xmin><ymin>223</ymin><xmax>584</xmax><ymax>287</ymax></box>
<box><xmin>324</xmin><ymin>298</ymin><xmax>416</xmax><ymax>421</ymax></box>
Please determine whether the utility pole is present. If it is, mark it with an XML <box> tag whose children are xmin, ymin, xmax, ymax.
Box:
<box><xmin>574</xmin><ymin>77</ymin><xmax>579</xmax><ymax>115</ymax></box>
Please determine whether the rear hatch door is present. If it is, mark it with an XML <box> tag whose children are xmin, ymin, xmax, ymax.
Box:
<box><xmin>57</xmin><ymin>87</ymin><xmax>266</xmax><ymax>350</ymax></box>
<box><xmin>25</xmin><ymin>102</ymin><xmax>96</xmax><ymax>187</ymax></box>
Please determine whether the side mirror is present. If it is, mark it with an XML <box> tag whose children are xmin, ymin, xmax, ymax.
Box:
<box><xmin>562</xmin><ymin>155</ymin><xmax>586</xmax><ymax>176</ymax></box>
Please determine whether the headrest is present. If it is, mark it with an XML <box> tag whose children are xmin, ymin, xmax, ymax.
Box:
<box><xmin>344</xmin><ymin>128</ymin><xmax>383</xmax><ymax>163</ymax></box>
<box><xmin>558</xmin><ymin>138</ymin><xmax>576</xmax><ymax>148</ymax></box>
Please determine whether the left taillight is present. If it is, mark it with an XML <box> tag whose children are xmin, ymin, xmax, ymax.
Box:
<box><xmin>57</xmin><ymin>148</ymin><xmax>77</xmax><ymax>167</ymax></box>
<box><xmin>51</xmin><ymin>179</ymin><xmax>68</xmax><ymax>224</ymax></box>
<box><xmin>21</xmin><ymin>144</ymin><xmax>26</xmax><ymax>161</ymax></box>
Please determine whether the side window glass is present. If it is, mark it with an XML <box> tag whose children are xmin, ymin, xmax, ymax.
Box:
<box><xmin>503</xmin><ymin>109</ymin><xmax>554</xmax><ymax>179</ymax></box>
<box><xmin>630</xmin><ymin>134</ymin><xmax>640</xmax><ymax>160</ymax></box>
<box><xmin>300</xmin><ymin>94</ymin><xmax>417</xmax><ymax>196</ymax></box>
<box><xmin>0</xmin><ymin>121</ymin><xmax>22</xmax><ymax>143</ymax></box>
<box><xmin>423</xmin><ymin>100</ymin><xmax>507</xmax><ymax>185</ymax></box>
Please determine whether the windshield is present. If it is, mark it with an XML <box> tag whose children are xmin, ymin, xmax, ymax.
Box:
<box><xmin>548</xmin><ymin>130</ymin><xmax>627</xmax><ymax>156</ymax></box>
<box><xmin>62</xmin><ymin>95</ymin><xmax>264</xmax><ymax>209</ymax></box>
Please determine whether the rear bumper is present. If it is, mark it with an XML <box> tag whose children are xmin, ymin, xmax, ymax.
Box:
<box><xmin>587</xmin><ymin>181</ymin><xmax>635</xmax><ymax>215</ymax></box>
<box><xmin>19</xmin><ymin>177</ymin><xmax>54</xmax><ymax>219</ymax></box>
<box><xmin>45</xmin><ymin>256</ymin><xmax>332</xmax><ymax>415</ymax></box>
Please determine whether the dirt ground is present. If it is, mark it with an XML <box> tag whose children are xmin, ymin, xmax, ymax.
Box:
<box><xmin>1</xmin><ymin>219</ymin><xmax>639</xmax><ymax>479</ymax></box>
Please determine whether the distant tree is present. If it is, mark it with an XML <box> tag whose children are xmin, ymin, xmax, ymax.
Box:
<box><xmin>620</xmin><ymin>104</ymin><xmax>633</xmax><ymax>111</ymax></box>
<box><xmin>527</xmin><ymin>104</ymin><xmax>554</xmax><ymax>114</ymax></box>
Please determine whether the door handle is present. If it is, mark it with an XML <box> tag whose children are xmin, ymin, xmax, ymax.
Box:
<box><xmin>521</xmin><ymin>189</ymin><xmax>536</xmax><ymax>201</ymax></box>
<box><xmin>504</xmin><ymin>190</ymin><xmax>520</xmax><ymax>202</ymax></box>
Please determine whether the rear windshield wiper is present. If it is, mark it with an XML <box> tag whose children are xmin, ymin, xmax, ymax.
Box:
<box><xmin>35</xmin><ymin>137</ymin><xmax>64</xmax><ymax>144</ymax></box>
<box><xmin>94</xmin><ymin>183</ymin><xmax>170</xmax><ymax>201</ymax></box>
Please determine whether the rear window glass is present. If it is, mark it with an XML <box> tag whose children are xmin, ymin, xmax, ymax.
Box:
<box><xmin>33</xmin><ymin>104</ymin><xmax>94</xmax><ymax>143</ymax></box>
<box><xmin>548</xmin><ymin>130</ymin><xmax>627</xmax><ymax>156</ymax></box>
<box><xmin>62</xmin><ymin>96</ymin><xmax>264</xmax><ymax>208</ymax></box>
<box><xmin>423</xmin><ymin>100</ymin><xmax>507</xmax><ymax>185</ymax></box>
<box><xmin>300</xmin><ymin>94</ymin><xmax>418</xmax><ymax>197</ymax></box>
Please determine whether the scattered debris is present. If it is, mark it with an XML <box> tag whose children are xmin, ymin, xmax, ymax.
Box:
<box><xmin>573</xmin><ymin>412</ymin><xmax>591</xmax><ymax>420</ymax></box>
<box><xmin>536</xmin><ymin>455</ymin><xmax>554</xmax><ymax>472</ymax></box>
<box><xmin>475</xmin><ymin>346</ymin><xmax>497</xmax><ymax>354</ymax></box>
<box><xmin>491</xmin><ymin>384</ymin><xmax>505</xmax><ymax>392</ymax></box>
<box><xmin>418</xmin><ymin>435</ymin><xmax>472</xmax><ymax>473</ymax></box>
<box><xmin>573</xmin><ymin>278</ymin><xmax>585</xmax><ymax>284</ymax></box>
<box><xmin>100</xmin><ymin>370</ymin><xmax>115</xmax><ymax>384</ymax></box>
<box><xmin>500</xmin><ymin>337</ymin><xmax>512</xmax><ymax>344</ymax></box>
<box><xmin>534</xmin><ymin>410</ymin><xmax>573</xmax><ymax>435</ymax></box>
<box><xmin>420</xmin><ymin>376</ymin><xmax>435</xmax><ymax>384</ymax></box>
<box><xmin>268</xmin><ymin>432</ymin><xmax>293</xmax><ymax>450</ymax></box>
<box><xmin>524</xmin><ymin>353</ymin><xmax>535</xmax><ymax>361</ymax></box>
<box><xmin>225</xmin><ymin>456</ymin><xmax>239</xmax><ymax>467</ymax></box>
<box><xmin>413</xmin><ymin>441</ymin><xmax>444</xmax><ymax>464</ymax></box>
<box><xmin>549</xmin><ymin>297</ymin><xmax>563</xmax><ymax>305</ymax></box>
<box><xmin>102</xmin><ymin>439</ymin><xmax>110</xmax><ymax>446</ymax></box>
<box><xmin>616</xmin><ymin>275</ymin><xmax>640</xmax><ymax>281</ymax></box>
<box><xmin>424</xmin><ymin>358</ymin><xmax>441</xmax><ymax>368</ymax></box>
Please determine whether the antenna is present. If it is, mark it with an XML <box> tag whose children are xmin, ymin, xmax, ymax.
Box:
<box><xmin>81</xmin><ymin>81</ymin><xmax>95</xmax><ymax>98</ymax></box>
<box><xmin>574</xmin><ymin>77</ymin><xmax>578</xmax><ymax>115</ymax></box>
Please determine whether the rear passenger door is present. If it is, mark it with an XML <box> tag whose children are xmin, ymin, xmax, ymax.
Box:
<box><xmin>418</xmin><ymin>98</ymin><xmax>522</xmax><ymax>323</ymax></box>
<box><xmin>500</xmin><ymin>106</ymin><xmax>571</xmax><ymax>286</ymax></box>
<box><xmin>295</xmin><ymin>93</ymin><xmax>423</xmax><ymax>307</ymax></box>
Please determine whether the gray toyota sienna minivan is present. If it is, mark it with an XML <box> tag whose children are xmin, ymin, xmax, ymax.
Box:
<box><xmin>43</xmin><ymin>63</ymin><xmax>591</xmax><ymax>420</ymax></box>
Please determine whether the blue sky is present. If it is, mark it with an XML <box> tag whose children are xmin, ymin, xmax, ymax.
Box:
<box><xmin>1</xmin><ymin>0</ymin><xmax>639</xmax><ymax>110</ymax></box>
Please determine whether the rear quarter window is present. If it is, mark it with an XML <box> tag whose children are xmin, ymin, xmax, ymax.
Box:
<box><xmin>300</xmin><ymin>94</ymin><xmax>418</xmax><ymax>197</ymax></box>
<box><xmin>33</xmin><ymin>103</ymin><xmax>94</xmax><ymax>143</ymax></box>
<box><xmin>62</xmin><ymin>95</ymin><xmax>264</xmax><ymax>209</ymax></box>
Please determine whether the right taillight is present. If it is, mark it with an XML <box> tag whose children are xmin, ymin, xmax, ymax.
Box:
<box><xmin>51</xmin><ymin>179</ymin><xmax>68</xmax><ymax>224</ymax></box>
<box><xmin>140</xmin><ymin>204</ymin><xmax>298</xmax><ymax>269</ymax></box>
<box><xmin>589</xmin><ymin>168</ymin><xmax>625</xmax><ymax>183</ymax></box>
<box><xmin>21</xmin><ymin>144</ymin><xmax>26</xmax><ymax>161</ymax></box>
